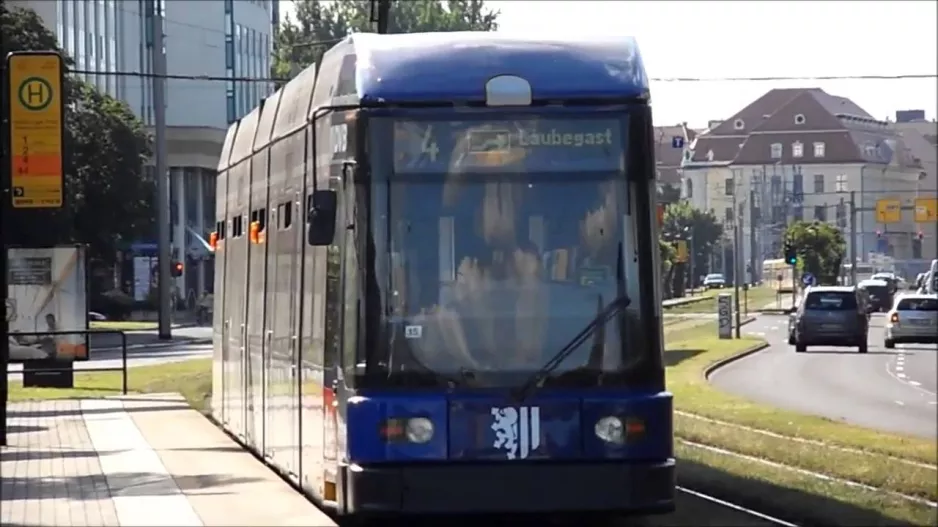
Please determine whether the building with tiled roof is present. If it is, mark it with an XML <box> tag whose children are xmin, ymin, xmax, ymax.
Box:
<box><xmin>681</xmin><ymin>88</ymin><xmax>925</xmax><ymax>281</ymax></box>
<box><xmin>653</xmin><ymin>123</ymin><xmax>696</xmax><ymax>191</ymax></box>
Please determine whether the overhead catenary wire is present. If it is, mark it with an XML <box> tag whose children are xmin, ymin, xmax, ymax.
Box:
<box><xmin>67</xmin><ymin>69</ymin><xmax>938</xmax><ymax>84</ymax></box>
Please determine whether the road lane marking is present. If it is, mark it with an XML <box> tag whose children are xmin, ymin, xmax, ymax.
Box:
<box><xmin>884</xmin><ymin>358</ymin><xmax>938</xmax><ymax>398</ymax></box>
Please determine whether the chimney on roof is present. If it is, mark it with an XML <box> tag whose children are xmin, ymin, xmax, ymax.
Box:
<box><xmin>896</xmin><ymin>109</ymin><xmax>926</xmax><ymax>123</ymax></box>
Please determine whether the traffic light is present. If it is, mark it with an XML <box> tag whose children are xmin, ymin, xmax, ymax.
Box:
<box><xmin>171</xmin><ymin>261</ymin><xmax>183</xmax><ymax>277</ymax></box>
<box><xmin>783</xmin><ymin>240</ymin><xmax>797</xmax><ymax>266</ymax></box>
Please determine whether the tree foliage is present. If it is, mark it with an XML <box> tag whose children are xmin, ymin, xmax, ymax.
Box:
<box><xmin>2</xmin><ymin>5</ymin><xmax>154</xmax><ymax>264</ymax></box>
<box><xmin>273</xmin><ymin>0</ymin><xmax>500</xmax><ymax>79</ymax></box>
<box><xmin>660</xmin><ymin>201</ymin><xmax>723</xmax><ymax>296</ymax></box>
<box><xmin>783</xmin><ymin>221</ymin><xmax>846</xmax><ymax>285</ymax></box>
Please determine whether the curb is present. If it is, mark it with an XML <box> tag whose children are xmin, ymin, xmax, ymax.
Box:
<box><xmin>703</xmin><ymin>341</ymin><xmax>771</xmax><ymax>380</ymax></box>
<box><xmin>94</xmin><ymin>338</ymin><xmax>212</xmax><ymax>353</ymax></box>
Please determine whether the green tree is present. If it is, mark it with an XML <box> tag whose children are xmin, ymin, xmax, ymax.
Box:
<box><xmin>783</xmin><ymin>221</ymin><xmax>846</xmax><ymax>285</ymax></box>
<box><xmin>2</xmin><ymin>5</ymin><xmax>154</xmax><ymax>266</ymax></box>
<box><xmin>274</xmin><ymin>0</ymin><xmax>500</xmax><ymax>79</ymax></box>
<box><xmin>661</xmin><ymin>201</ymin><xmax>723</xmax><ymax>296</ymax></box>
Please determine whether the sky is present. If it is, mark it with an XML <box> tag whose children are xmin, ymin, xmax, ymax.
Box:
<box><xmin>278</xmin><ymin>1</ymin><xmax>938</xmax><ymax>128</ymax></box>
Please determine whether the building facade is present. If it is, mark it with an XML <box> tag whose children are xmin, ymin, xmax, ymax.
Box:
<box><xmin>682</xmin><ymin>88</ymin><xmax>924</xmax><ymax>283</ymax></box>
<box><xmin>11</xmin><ymin>0</ymin><xmax>279</xmax><ymax>302</ymax></box>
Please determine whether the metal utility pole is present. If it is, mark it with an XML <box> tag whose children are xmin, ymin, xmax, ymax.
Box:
<box><xmin>152</xmin><ymin>3</ymin><xmax>172</xmax><ymax>340</ymax></box>
<box><xmin>1</xmin><ymin>56</ymin><xmax>9</xmax><ymax>446</ymax></box>
<box><xmin>731</xmin><ymin>177</ymin><xmax>742</xmax><ymax>339</ymax></box>
<box><xmin>373</xmin><ymin>0</ymin><xmax>392</xmax><ymax>34</ymax></box>
<box><xmin>733</xmin><ymin>202</ymin><xmax>743</xmax><ymax>339</ymax></box>
<box><xmin>849</xmin><ymin>191</ymin><xmax>858</xmax><ymax>287</ymax></box>
<box><xmin>749</xmin><ymin>189</ymin><xmax>758</xmax><ymax>286</ymax></box>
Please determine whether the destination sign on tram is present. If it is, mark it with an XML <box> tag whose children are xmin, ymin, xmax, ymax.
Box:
<box><xmin>393</xmin><ymin>118</ymin><xmax>623</xmax><ymax>174</ymax></box>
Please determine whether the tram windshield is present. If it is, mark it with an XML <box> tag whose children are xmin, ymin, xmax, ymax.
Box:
<box><xmin>366</xmin><ymin>113</ymin><xmax>652</xmax><ymax>384</ymax></box>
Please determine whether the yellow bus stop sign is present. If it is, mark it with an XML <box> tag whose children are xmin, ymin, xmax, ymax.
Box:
<box><xmin>875</xmin><ymin>198</ymin><xmax>901</xmax><ymax>224</ymax></box>
<box><xmin>7</xmin><ymin>51</ymin><xmax>65</xmax><ymax>209</ymax></box>
<box><xmin>914</xmin><ymin>197</ymin><xmax>937</xmax><ymax>223</ymax></box>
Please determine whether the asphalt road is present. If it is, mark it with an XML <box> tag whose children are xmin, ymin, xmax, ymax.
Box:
<box><xmin>710</xmin><ymin>314</ymin><xmax>938</xmax><ymax>438</ymax></box>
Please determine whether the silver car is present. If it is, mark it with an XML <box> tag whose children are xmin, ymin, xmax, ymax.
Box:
<box><xmin>884</xmin><ymin>294</ymin><xmax>938</xmax><ymax>348</ymax></box>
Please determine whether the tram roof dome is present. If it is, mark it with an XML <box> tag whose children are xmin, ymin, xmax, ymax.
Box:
<box><xmin>319</xmin><ymin>32</ymin><xmax>649</xmax><ymax>105</ymax></box>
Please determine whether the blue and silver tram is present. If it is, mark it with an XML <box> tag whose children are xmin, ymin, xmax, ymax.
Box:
<box><xmin>211</xmin><ymin>32</ymin><xmax>674</xmax><ymax>521</ymax></box>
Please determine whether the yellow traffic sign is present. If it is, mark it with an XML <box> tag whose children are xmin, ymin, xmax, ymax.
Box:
<box><xmin>914</xmin><ymin>197</ymin><xmax>937</xmax><ymax>223</ymax></box>
<box><xmin>875</xmin><ymin>198</ymin><xmax>901</xmax><ymax>224</ymax></box>
<box><xmin>7</xmin><ymin>51</ymin><xmax>65</xmax><ymax>209</ymax></box>
<box><xmin>675</xmin><ymin>239</ymin><xmax>688</xmax><ymax>262</ymax></box>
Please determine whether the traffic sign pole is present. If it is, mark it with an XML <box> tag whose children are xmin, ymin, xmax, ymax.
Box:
<box><xmin>2</xmin><ymin>50</ymin><xmax>66</xmax><ymax>446</ymax></box>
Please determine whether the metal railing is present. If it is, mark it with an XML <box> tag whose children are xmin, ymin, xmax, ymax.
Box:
<box><xmin>7</xmin><ymin>329</ymin><xmax>129</xmax><ymax>394</ymax></box>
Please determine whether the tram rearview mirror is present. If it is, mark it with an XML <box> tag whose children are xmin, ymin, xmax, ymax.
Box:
<box><xmin>307</xmin><ymin>190</ymin><xmax>337</xmax><ymax>246</ymax></box>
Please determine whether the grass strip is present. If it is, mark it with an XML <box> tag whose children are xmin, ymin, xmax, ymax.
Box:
<box><xmin>664</xmin><ymin>323</ymin><xmax>938</xmax><ymax>465</ymax></box>
<box><xmin>7</xmin><ymin>358</ymin><xmax>213</xmax><ymax>412</ymax></box>
<box><xmin>677</xmin><ymin>442</ymin><xmax>938</xmax><ymax>527</ymax></box>
<box><xmin>89</xmin><ymin>320</ymin><xmax>159</xmax><ymax>331</ymax></box>
<box><xmin>677</xmin><ymin>413</ymin><xmax>937</xmax><ymax>502</ymax></box>
<box><xmin>664</xmin><ymin>287</ymin><xmax>779</xmax><ymax>314</ymax></box>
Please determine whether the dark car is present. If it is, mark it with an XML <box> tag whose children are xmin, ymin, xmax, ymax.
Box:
<box><xmin>791</xmin><ymin>286</ymin><xmax>869</xmax><ymax>353</ymax></box>
<box><xmin>858</xmin><ymin>278</ymin><xmax>894</xmax><ymax>312</ymax></box>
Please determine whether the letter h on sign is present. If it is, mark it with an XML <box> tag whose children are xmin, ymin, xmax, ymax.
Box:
<box><xmin>27</xmin><ymin>83</ymin><xmax>45</xmax><ymax>106</ymax></box>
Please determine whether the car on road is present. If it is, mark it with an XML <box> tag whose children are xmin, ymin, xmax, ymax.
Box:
<box><xmin>791</xmin><ymin>286</ymin><xmax>869</xmax><ymax>353</ymax></box>
<box><xmin>703</xmin><ymin>273</ymin><xmax>726</xmax><ymax>289</ymax></box>
<box><xmin>884</xmin><ymin>294</ymin><xmax>938</xmax><ymax>349</ymax></box>
<box><xmin>857</xmin><ymin>278</ymin><xmax>894</xmax><ymax>313</ymax></box>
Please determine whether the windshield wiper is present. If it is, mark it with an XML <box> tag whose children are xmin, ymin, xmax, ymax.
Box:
<box><xmin>510</xmin><ymin>293</ymin><xmax>631</xmax><ymax>403</ymax></box>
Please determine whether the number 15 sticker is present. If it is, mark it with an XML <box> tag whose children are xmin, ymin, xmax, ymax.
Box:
<box><xmin>405</xmin><ymin>325</ymin><xmax>423</xmax><ymax>339</ymax></box>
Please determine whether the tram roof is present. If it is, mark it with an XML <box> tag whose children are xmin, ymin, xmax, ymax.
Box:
<box><xmin>321</xmin><ymin>32</ymin><xmax>650</xmax><ymax>105</ymax></box>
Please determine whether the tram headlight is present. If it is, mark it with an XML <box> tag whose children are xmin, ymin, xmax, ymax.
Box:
<box><xmin>594</xmin><ymin>416</ymin><xmax>626</xmax><ymax>444</ymax></box>
<box><xmin>405</xmin><ymin>417</ymin><xmax>434</xmax><ymax>443</ymax></box>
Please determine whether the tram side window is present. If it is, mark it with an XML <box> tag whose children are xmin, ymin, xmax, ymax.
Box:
<box><xmin>278</xmin><ymin>201</ymin><xmax>293</xmax><ymax>230</ymax></box>
<box><xmin>251</xmin><ymin>208</ymin><xmax>268</xmax><ymax>232</ymax></box>
<box><xmin>232</xmin><ymin>215</ymin><xmax>243</xmax><ymax>237</ymax></box>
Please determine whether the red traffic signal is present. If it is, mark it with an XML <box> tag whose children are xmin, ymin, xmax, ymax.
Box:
<box><xmin>171</xmin><ymin>261</ymin><xmax>184</xmax><ymax>277</ymax></box>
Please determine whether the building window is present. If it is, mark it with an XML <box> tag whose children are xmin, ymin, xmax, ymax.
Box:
<box><xmin>724</xmin><ymin>207</ymin><xmax>733</xmax><ymax>223</ymax></box>
<box><xmin>724</xmin><ymin>177</ymin><xmax>734</xmax><ymax>196</ymax></box>
<box><xmin>794</xmin><ymin>114</ymin><xmax>806</xmax><ymax>125</ymax></box>
<box><xmin>772</xmin><ymin>205</ymin><xmax>784</xmax><ymax>223</ymax></box>
<box><xmin>814</xmin><ymin>206</ymin><xmax>827</xmax><ymax>222</ymax></box>
<box><xmin>792</xmin><ymin>141</ymin><xmax>803</xmax><ymax>158</ymax></box>
<box><xmin>835</xmin><ymin>173</ymin><xmax>848</xmax><ymax>193</ymax></box>
<box><xmin>684</xmin><ymin>178</ymin><xmax>694</xmax><ymax>199</ymax></box>
<box><xmin>734</xmin><ymin>119</ymin><xmax>745</xmax><ymax>130</ymax></box>
<box><xmin>770</xmin><ymin>175</ymin><xmax>782</xmax><ymax>197</ymax></box>
<box><xmin>814</xmin><ymin>142</ymin><xmax>825</xmax><ymax>157</ymax></box>
<box><xmin>813</xmin><ymin>174</ymin><xmax>825</xmax><ymax>193</ymax></box>
<box><xmin>226</xmin><ymin>92</ymin><xmax>236</xmax><ymax>124</ymax></box>
<box><xmin>770</xmin><ymin>142</ymin><xmax>782</xmax><ymax>159</ymax></box>
<box><xmin>792</xmin><ymin>173</ymin><xmax>803</xmax><ymax>197</ymax></box>
<box><xmin>836</xmin><ymin>202</ymin><xmax>847</xmax><ymax>228</ymax></box>
<box><xmin>793</xmin><ymin>205</ymin><xmax>803</xmax><ymax>222</ymax></box>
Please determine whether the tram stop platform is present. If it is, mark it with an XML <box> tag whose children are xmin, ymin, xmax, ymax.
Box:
<box><xmin>1</xmin><ymin>393</ymin><xmax>335</xmax><ymax>527</ymax></box>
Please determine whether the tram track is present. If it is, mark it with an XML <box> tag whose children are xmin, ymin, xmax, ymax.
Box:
<box><xmin>669</xmin><ymin>486</ymin><xmax>799</xmax><ymax>526</ymax></box>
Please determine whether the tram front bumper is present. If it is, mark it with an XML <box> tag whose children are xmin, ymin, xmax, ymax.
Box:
<box><xmin>343</xmin><ymin>459</ymin><xmax>676</xmax><ymax>515</ymax></box>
